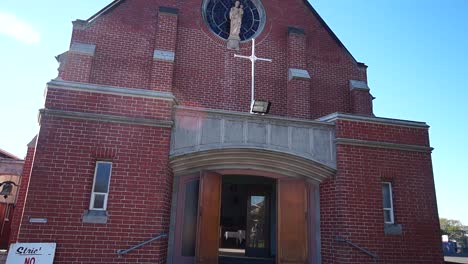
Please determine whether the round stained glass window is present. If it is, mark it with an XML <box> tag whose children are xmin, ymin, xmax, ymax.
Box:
<box><xmin>202</xmin><ymin>0</ymin><xmax>266</xmax><ymax>41</ymax></box>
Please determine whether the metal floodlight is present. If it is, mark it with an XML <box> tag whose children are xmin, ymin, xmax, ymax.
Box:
<box><xmin>251</xmin><ymin>100</ymin><xmax>271</xmax><ymax>115</ymax></box>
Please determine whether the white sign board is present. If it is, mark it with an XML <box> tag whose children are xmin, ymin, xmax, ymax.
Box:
<box><xmin>6</xmin><ymin>243</ymin><xmax>56</xmax><ymax>264</ymax></box>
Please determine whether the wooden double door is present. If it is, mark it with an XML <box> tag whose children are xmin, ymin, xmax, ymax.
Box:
<box><xmin>196</xmin><ymin>172</ymin><xmax>308</xmax><ymax>264</ymax></box>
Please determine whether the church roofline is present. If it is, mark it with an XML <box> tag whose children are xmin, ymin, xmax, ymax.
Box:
<box><xmin>302</xmin><ymin>0</ymin><xmax>363</xmax><ymax>66</ymax></box>
<box><xmin>83</xmin><ymin>0</ymin><xmax>125</xmax><ymax>24</ymax></box>
<box><xmin>79</xmin><ymin>0</ymin><xmax>365</xmax><ymax>66</ymax></box>
<box><xmin>0</xmin><ymin>148</ymin><xmax>21</xmax><ymax>160</ymax></box>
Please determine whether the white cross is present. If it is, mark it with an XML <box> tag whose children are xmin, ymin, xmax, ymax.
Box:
<box><xmin>234</xmin><ymin>39</ymin><xmax>272</xmax><ymax>114</ymax></box>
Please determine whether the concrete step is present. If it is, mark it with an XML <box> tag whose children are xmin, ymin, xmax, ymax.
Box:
<box><xmin>219</xmin><ymin>256</ymin><xmax>275</xmax><ymax>264</ymax></box>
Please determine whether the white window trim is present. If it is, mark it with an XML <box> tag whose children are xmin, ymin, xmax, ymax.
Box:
<box><xmin>383</xmin><ymin>182</ymin><xmax>395</xmax><ymax>224</ymax></box>
<box><xmin>89</xmin><ymin>161</ymin><xmax>112</xmax><ymax>211</ymax></box>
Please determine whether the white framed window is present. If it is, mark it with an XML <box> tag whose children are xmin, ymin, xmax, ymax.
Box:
<box><xmin>382</xmin><ymin>182</ymin><xmax>394</xmax><ymax>224</ymax></box>
<box><xmin>90</xmin><ymin>161</ymin><xmax>112</xmax><ymax>211</ymax></box>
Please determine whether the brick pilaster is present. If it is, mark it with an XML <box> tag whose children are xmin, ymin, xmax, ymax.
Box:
<box><xmin>61</xmin><ymin>42</ymin><xmax>96</xmax><ymax>83</ymax></box>
<box><xmin>150</xmin><ymin>7</ymin><xmax>179</xmax><ymax>92</ymax></box>
<box><xmin>9</xmin><ymin>136</ymin><xmax>36</xmax><ymax>245</ymax></box>
<box><xmin>287</xmin><ymin>27</ymin><xmax>311</xmax><ymax>118</ymax></box>
<box><xmin>349</xmin><ymin>80</ymin><xmax>374</xmax><ymax>116</ymax></box>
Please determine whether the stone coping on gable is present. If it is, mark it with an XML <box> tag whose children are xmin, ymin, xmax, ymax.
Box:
<box><xmin>47</xmin><ymin>79</ymin><xmax>177</xmax><ymax>102</ymax></box>
<box><xmin>318</xmin><ymin>112</ymin><xmax>429</xmax><ymax>129</ymax></box>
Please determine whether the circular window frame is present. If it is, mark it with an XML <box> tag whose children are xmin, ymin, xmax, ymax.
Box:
<box><xmin>201</xmin><ymin>0</ymin><xmax>267</xmax><ymax>43</ymax></box>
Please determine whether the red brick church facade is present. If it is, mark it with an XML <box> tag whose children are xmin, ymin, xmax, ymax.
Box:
<box><xmin>10</xmin><ymin>0</ymin><xmax>443</xmax><ymax>263</ymax></box>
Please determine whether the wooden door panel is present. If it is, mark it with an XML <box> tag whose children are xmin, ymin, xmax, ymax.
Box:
<box><xmin>278</xmin><ymin>178</ymin><xmax>308</xmax><ymax>264</ymax></box>
<box><xmin>196</xmin><ymin>171</ymin><xmax>222</xmax><ymax>264</ymax></box>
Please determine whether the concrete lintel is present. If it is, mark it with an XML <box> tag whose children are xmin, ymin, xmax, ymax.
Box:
<box><xmin>70</xmin><ymin>42</ymin><xmax>96</xmax><ymax>56</ymax></box>
<box><xmin>154</xmin><ymin>50</ymin><xmax>175</xmax><ymax>62</ymax></box>
<box><xmin>47</xmin><ymin>79</ymin><xmax>176</xmax><ymax>102</ymax></box>
<box><xmin>349</xmin><ymin>80</ymin><xmax>370</xmax><ymax>91</ymax></box>
<box><xmin>39</xmin><ymin>109</ymin><xmax>174</xmax><ymax>128</ymax></box>
<box><xmin>288</xmin><ymin>68</ymin><xmax>311</xmax><ymax>81</ymax></box>
<box><xmin>336</xmin><ymin>138</ymin><xmax>433</xmax><ymax>153</ymax></box>
<box><xmin>318</xmin><ymin>112</ymin><xmax>429</xmax><ymax>129</ymax></box>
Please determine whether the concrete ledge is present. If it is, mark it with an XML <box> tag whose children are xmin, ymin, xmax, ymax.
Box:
<box><xmin>336</xmin><ymin>138</ymin><xmax>433</xmax><ymax>153</ymax></box>
<box><xmin>318</xmin><ymin>112</ymin><xmax>429</xmax><ymax>129</ymax></box>
<box><xmin>39</xmin><ymin>109</ymin><xmax>174</xmax><ymax>128</ymax></box>
<box><xmin>177</xmin><ymin>106</ymin><xmax>334</xmax><ymax>127</ymax></box>
<box><xmin>159</xmin><ymin>6</ymin><xmax>179</xmax><ymax>15</ymax></box>
<box><xmin>154</xmin><ymin>50</ymin><xmax>175</xmax><ymax>62</ymax></box>
<box><xmin>47</xmin><ymin>79</ymin><xmax>176</xmax><ymax>102</ymax></box>
<box><xmin>70</xmin><ymin>42</ymin><xmax>96</xmax><ymax>56</ymax></box>
<box><xmin>384</xmin><ymin>224</ymin><xmax>403</xmax><ymax>235</ymax></box>
<box><xmin>288</xmin><ymin>68</ymin><xmax>311</xmax><ymax>81</ymax></box>
<box><xmin>82</xmin><ymin>210</ymin><xmax>108</xmax><ymax>224</ymax></box>
<box><xmin>349</xmin><ymin>80</ymin><xmax>370</xmax><ymax>91</ymax></box>
<box><xmin>288</xmin><ymin>27</ymin><xmax>305</xmax><ymax>35</ymax></box>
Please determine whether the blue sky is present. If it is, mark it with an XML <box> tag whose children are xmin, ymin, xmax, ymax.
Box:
<box><xmin>0</xmin><ymin>0</ymin><xmax>467</xmax><ymax>224</ymax></box>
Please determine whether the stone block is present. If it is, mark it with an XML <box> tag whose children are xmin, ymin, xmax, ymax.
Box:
<box><xmin>288</xmin><ymin>68</ymin><xmax>311</xmax><ymax>81</ymax></box>
<box><xmin>70</xmin><ymin>43</ymin><xmax>96</xmax><ymax>56</ymax></box>
<box><xmin>154</xmin><ymin>50</ymin><xmax>175</xmax><ymax>62</ymax></box>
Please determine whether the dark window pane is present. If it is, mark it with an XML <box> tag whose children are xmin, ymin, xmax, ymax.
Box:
<box><xmin>93</xmin><ymin>194</ymin><xmax>105</xmax><ymax>209</ymax></box>
<box><xmin>382</xmin><ymin>183</ymin><xmax>391</xmax><ymax>208</ymax></box>
<box><xmin>94</xmin><ymin>163</ymin><xmax>112</xmax><ymax>193</ymax></box>
<box><xmin>248</xmin><ymin>195</ymin><xmax>266</xmax><ymax>248</ymax></box>
<box><xmin>182</xmin><ymin>180</ymin><xmax>200</xmax><ymax>257</ymax></box>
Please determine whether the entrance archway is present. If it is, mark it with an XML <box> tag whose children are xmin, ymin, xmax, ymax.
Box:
<box><xmin>168</xmin><ymin>148</ymin><xmax>335</xmax><ymax>264</ymax></box>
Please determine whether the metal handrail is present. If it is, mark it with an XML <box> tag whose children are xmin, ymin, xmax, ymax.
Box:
<box><xmin>117</xmin><ymin>233</ymin><xmax>167</xmax><ymax>256</ymax></box>
<box><xmin>337</xmin><ymin>236</ymin><xmax>378</xmax><ymax>262</ymax></box>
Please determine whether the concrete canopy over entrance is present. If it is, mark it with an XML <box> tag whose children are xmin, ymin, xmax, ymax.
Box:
<box><xmin>170</xmin><ymin>107</ymin><xmax>337</xmax><ymax>182</ymax></box>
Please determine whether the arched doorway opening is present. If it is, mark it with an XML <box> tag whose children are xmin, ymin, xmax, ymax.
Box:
<box><xmin>168</xmin><ymin>149</ymin><xmax>335</xmax><ymax>264</ymax></box>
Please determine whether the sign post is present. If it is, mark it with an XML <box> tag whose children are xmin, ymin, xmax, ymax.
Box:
<box><xmin>6</xmin><ymin>243</ymin><xmax>56</xmax><ymax>264</ymax></box>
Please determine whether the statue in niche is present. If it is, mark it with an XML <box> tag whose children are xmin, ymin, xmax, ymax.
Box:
<box><xmin>227</xmin><ymin>1</ymin><xmax>244</xmax><ymax>50</ymax></box>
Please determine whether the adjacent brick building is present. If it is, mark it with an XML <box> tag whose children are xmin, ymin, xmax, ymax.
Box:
<box><xmin>11</xmin><ymin>0</ymin><xmax>443</xmax><ymax>263</ymax></box>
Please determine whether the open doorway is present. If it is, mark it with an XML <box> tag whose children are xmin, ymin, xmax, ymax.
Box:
<box><xmin>219</xmin><ymin>175</ymin><xmax>276</xmax><ymax>262</ymax></box>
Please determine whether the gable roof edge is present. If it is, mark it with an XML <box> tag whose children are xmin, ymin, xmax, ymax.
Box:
<box><xmin>85</xmin><ymin>0</ymin><xmax>126</xmax><ymax>24</ymax></box>
<box><xmin>303</xmin><ymin>0</ymin><xmax>361</xmax><ymax>66</ymax></box>
<box><xmin>0</xmin><ymin>148</ymin><xmax>21</xmax><ymax>160</ymax></box>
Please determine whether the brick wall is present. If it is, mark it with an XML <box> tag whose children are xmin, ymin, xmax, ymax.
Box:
<box><xmin>319</xmin><ymin>119</ymin><xmax>444</xmax><ymax>263</ymax></box>
<box><xmin>17</xmin><ymin>117</ymin><xmax>173</xmax><ymax>263</ymax></box>
<box><xmin>9</xmin><ymin>143</ymin><xmax>35</xmax><ymax>246</ymax></box>
<box><xmin>63</xmin><ymin>0</ymin><xmax>368</xmax><ymax>118</ymax></box>
<box><xmin>14</xmin><ymin>0</ymin><xmax>441</xmax><ymax>263</ymax></box>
